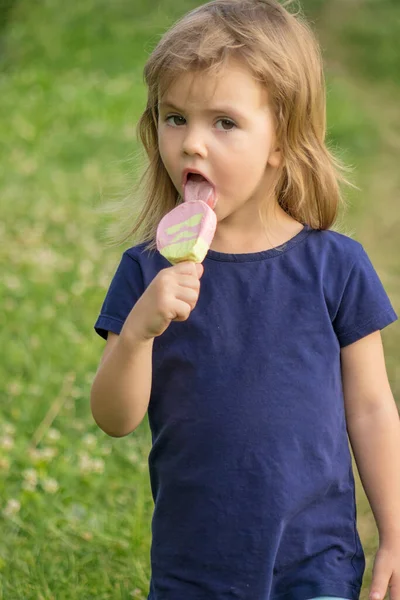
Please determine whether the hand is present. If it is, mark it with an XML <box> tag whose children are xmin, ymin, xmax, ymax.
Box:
<box><xmin>369</xmin><ymin>542</ymin><xmax>400</xmax><ymax>600</ymax></box>
<box><xmin>125</xmin><ymin>261</ymin><xmax>204</xmax><ymax>341</ymax></box>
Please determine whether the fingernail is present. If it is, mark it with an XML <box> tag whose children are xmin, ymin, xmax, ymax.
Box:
<box><xmin>371</xmin><ymin>593</ymin><xmax>380</xmax><ymax>600</ymax></box>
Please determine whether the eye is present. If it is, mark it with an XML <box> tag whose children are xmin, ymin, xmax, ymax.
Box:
<box><xmin>216</xmin><ymin>119</ymin><xmax>236</xmax><ymax>131</ymax></box>
<box><xmin>165</xmin><ymin>115</ymin><xmax>186</xmax><ymax>127</ymax></box>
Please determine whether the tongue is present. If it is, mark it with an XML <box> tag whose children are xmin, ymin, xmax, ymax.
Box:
<box><xmin>184</xmin><ymin>178</ymin><xmax>215</xmax><ymax>207</ymax></box>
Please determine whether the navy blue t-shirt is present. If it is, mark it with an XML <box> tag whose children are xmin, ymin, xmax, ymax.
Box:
<box><xmin>94</xmin><ymin>224</ymin><xmax>398</xmax><ymax>600</ymax></box>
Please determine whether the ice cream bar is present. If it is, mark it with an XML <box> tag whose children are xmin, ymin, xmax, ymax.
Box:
<box><xmin>156</xmin><ymin>174</ymin><xmax>217</xmax><ymax>264</ymax></box>
<box><xmin>156</xmin><ymin>200</ymin><xmax>217</xmax><ymax>264</ymax></box>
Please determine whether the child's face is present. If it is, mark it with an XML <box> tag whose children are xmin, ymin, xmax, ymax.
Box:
<box><xmin>157</xmin><ymin>58</ymin><xmax>281</xmax><ymax>231</ymax></box>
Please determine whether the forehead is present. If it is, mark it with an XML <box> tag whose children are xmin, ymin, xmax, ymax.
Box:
<box><xmin>159</xmin><ymin>59</ymin><xmax>269</xmax><ymax>111</ymax></box>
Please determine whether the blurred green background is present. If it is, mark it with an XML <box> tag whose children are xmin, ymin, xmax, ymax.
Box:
<box><xmin>0</xmin><ymin>0</ymin><xmax>399</xmax><ymax>598</ymax></box>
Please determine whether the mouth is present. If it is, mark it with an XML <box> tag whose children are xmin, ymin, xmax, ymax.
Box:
<box><xmin>182</xmin><ymin>171</ymin><xmax>218</xmax><ymax>210</ymax></box>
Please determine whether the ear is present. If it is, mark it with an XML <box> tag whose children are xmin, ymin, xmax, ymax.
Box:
<box><xmin>268</xmin><ymin>146</ymin><xmax>282</xmax><ymax>168</ymax></box>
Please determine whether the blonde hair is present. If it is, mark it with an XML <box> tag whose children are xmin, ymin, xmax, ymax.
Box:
<box><xmin>101</xmin><ymin>0</ymin><xmax>357</xmax><ymax>251</ymax></box>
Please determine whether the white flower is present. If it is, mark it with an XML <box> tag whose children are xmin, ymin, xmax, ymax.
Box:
<box><xmin>82</xmin><ymin>433</ymin><xmax>97</xmax><ymax>448</ymax></box>
<box><xmin>46</xmin><ymin>428</ymin><xmax>61</xmax><ymax>441</ymax></box>
<box><xmin>41</xmin><ymin>478</ymin><xmax>59</xmax><ymax>494</ymax></box>
<box><xmin>22</xmin><ymin>480</ymin><xmax>37</xmax><ymax>492</ymax></box>
<box><xmin>0</xmin><ymin>457</ymin><xmax>10</xmax><ymax>472</ymax></box>
<box><xmin>79</xmin><ymin>260</ymin><xmax>93</xmax><ymax>277</ymax></box>
<box><xmin>0</xmin><ymin>435</ymin><xmax>14</xmax><ymax>450</ymax></box>
<box><xmin>128</xmin><ymin>451</ymin><xmax>139</xmax><ymax>464</ymax></box>
<box><xmin>3</xmin><ymin>499</ymin><xmax>21</xmax><ymax>517</ymax></box>
<box><xmin>70</xmin><ymin>387</ymin><xmax>83</xmax><ymax>400</ymax></box>
<box><xmin>84</xmin><ymin>372</ymin><xmax>96</xmax><ymax>386</ymax></box>
<box><xmin>41</xmin><ymin>447</ymin><xmax>58</xmax><ymax>461</ymax></box>
<box><xmin>91</xmin><ymin>458</ymin><xmax>104</xmax><ymax>474</ymax></box>
<box><xmin>28</xmin><ymin>448</ymin><xmax>42</xmax><ymax>463</ymax></box>
<box><xmin>137</xmin><ymin>461</ymin><xmax>147</xmax><ymax>473</ymax></box>
<box><xmin>7</xmin><ymin>381</ymin><xmax>22</xmax><ymax>396</ymax></box>
<box><xmin>22</xmin><ymin>468</ymin><xmax>38</xmax><ymax>484</ymax></box>
<box><xmin>3</xmin><ymin>423</ymin><xmax>15</xmax><ymax>436</ymax></box>
<box><xmin>100</xmin><ymin>445</ymin><xmax>112</xmax><ymax>456</ymax></box>
<box><xmin>79</xmin><ymin>453</ymin><xmax>104</xmax><ymax>474</ymax></box>
<box><xmin>28</xmin><ymin>447</ymin><xmax>58</xmax><ymax>464</ymax></box>
<box><xmin>79</xmin><ymin>453</ymin><xmax>92</xmax><ymax>474</ymax></box>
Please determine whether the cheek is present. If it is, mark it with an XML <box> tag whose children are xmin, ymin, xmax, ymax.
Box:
<box><xmin>159</xmin><ymin>129</ymin><xmax>180</xmax><ymax>161</ymax></box>
<box><xmin>232</xmin><ymin>133</ymin><xmax>270</xmax><ymax>170</ymax></box>
<box><xmin>158</xmin><ymin>134</ymin><xmax>182</xmax><ymax>191</ymax></box>
<box><xmin>158</xmin><ymin>133</ymin><xmax>174</xmax><ymax>171</ymax></box>
<box><xmin>220</xmin><ymin>153</ymin><xmax>268</xmax><ymax>200</ymax></box>
<box><xmin>225</xmin><ymin>130</ymin><xmax>266</xmax><ymax>162</ymax></box>
<box><xmin>228</xmin><ymin>150</ymin><xmax>265</xmax><ymax>182</ymax></box>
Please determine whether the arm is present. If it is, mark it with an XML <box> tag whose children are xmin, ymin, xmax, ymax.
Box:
<box><xmin>341</xmin><ymin>330</ymin><xmax>400</xmax><ymax>544</ymax></box>
<box><xmin>90</xmin><ymin>314</ymin><xmax>154</xmax><ymax>438</ymax></box>
<box><xmin>91</xmin><ymin>259</ymin><xmax>203</xmax><ymax>438</ymax></box>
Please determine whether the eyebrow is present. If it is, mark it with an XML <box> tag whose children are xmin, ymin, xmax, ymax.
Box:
<box><xmin>158</xmin><ymin>100</ymin><xmax>246</xmax><ymax>121</ymax></box>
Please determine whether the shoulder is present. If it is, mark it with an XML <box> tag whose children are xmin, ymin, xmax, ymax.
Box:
<box><xmin>306</xmin><ymin>225</ymin><xmax>365</xmax><ymax>272</ymax></box>
<box><xmin>308</xmin><ymin>225</ymin><xmax>363</xmax><ymax>256</ymax></box>
<box><xmin>122</xmin><ymin>240</ymin><xmax>169</xmax><ymax>283</ymax></box>
<box><xmin>122</xmin><ymin>240</ymin><xmax>160</xmax><ymax>265</ymax></box>
<box><xmin>123</xmin><ymin>241</ymin><xmax>154</xmax><ymax>261</ymax></box>
<box><xmin>303</xmin><ymin>226</ymin><xmax>376</xmax><ymax>313</ymax></box>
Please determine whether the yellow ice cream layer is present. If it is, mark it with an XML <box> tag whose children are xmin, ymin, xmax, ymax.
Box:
<box><xmin>166</xmin><ymin>213</ymin><xmax>203</xmax><ymax>237</ymax></box>
<box><xmin>160</xmin><ymin>237</ymin><xmax>210</xmax><ymax>264</ymax></box>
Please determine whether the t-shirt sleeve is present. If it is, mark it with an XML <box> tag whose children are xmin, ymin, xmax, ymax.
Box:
<box><xmin>333</xmin><ymin>245</ymin><xmax>398</xmax><ymax>347</ymax></box>
<box><xmin>94</xmin><ymin>251</ymin><xmax>145</xmax><ymax>340</ymax></box>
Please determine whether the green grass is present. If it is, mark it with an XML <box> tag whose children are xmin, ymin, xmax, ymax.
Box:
<box><xmin>1</xmin><ymin>0</ymin><xmax>399</xmax><ymax>597</ymax></box>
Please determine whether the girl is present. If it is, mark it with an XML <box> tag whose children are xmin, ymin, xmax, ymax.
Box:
<box><xmin>90</xmin><ymin>1</ymin><xmax>400</xmax><ymax>599</ymax></box>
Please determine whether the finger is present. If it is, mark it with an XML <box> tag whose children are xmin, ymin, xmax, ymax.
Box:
<box><xmin>175</xmin><ymin>287</ymin><xmax>199</xmax><ymax>309</ymax></box>
<box><xmin>171</xmin><ymin>298</ymin><xmax>194</xmax><ymax>321</ymax></box>
<box><xmin>176</xmin><ymin>274</ymin><xmax>201</xmax><ymax>291</ymax></box>
<box><xmin>369</xmin><ymin>554</ymin><xmax>392</xmax><ymax>600</ymax></box>
<box><xmin>173</xmin><ymin>261</ymin><xmax>198</xmax><ymax>275</ymax></box>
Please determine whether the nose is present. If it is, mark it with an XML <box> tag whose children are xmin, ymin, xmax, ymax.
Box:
<box><xmin>182</xmin><ymin>125</ymin><xmax>207</xmax><ymax>158</ymax></box>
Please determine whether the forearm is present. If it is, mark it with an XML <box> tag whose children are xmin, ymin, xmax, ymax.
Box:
<box><xmin>347</xmin><ymin>402</ymin><xmax>400</xmax><ymax>544</ymax></box>
<box><xmin>90</xmin><ymin>328</ymin><xmax>154</xmax><ymax>437</ymax></box>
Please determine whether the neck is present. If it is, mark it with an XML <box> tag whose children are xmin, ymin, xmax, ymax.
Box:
<box><xmin>210</xmin><ymin>201</ymin><xmax>301</xmax><ymax>254</ymax></box>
